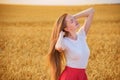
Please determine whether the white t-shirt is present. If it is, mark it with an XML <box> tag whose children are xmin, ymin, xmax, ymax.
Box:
<box><xmin>56</xmin><ymin>27</ymin><xmax>90</xmax><ymax>69</ymax></box>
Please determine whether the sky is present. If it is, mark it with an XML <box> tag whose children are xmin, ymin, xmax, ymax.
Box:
<box><xmin>0</xmin><ymin>0</ymin><xmax>120</xmax><ymax>5</ymax></box>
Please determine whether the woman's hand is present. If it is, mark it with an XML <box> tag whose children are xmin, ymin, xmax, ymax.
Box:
<box><xmin>59</xmin><ymin>31</ymin><xmax>65</xmax><ymax>37</ymax></box>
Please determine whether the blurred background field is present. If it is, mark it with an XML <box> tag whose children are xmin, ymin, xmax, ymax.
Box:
<box><xmin>0</xmin><ymin>4</ymin><xmax>120</xmax><ymax>80</ymax></box>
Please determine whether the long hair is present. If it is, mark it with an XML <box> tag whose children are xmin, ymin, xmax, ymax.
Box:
<box><xmin>47</xmin><ymin>13</ymin><xmax>68</xmax><ymax>80</ymax></box>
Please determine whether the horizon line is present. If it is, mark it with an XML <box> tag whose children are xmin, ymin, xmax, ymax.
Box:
<box><xmin>0</xmin><ymin>3</ymin><xmax>120</xmax><ymax>6</ymax></box>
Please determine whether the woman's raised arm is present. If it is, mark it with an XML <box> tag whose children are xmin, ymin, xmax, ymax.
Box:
<box><xmin>73</xmin><ymin>8</ymin><xmax>95</xmax><ymax>35</ymax></box>
<box><xmin>55</xmin><ymin>31</ymin><xmax>65</xmax><ymax>53</ymax></box>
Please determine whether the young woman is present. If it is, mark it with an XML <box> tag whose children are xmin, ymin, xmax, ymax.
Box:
<box><xmin>48</xmin><ymin>7</ymin><xmax>95</xmax><ymax>80</ymax></box>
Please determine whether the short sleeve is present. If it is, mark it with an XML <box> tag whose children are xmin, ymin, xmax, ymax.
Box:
<box><xmin>59</xmin><ymin>39</ymin><xmax>66</xmax><ymax>50</ymax></box>
<box><xmin>62</xmin><ymin>39</ymin><xmax>67</xmax><ymax>50</ymax></box>
<box><xmin>55</xmin><ymin>37</ymin><xmax>66</xmax><ymax>51</ymax></box>
<box><xmin>77</xmin><ymin>27</ymin><xmax>87</xmax><ymax>39</ymax></box>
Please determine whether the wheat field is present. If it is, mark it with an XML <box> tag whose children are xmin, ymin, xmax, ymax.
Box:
<box><xmin>0</xmin><ymin>4</ymin><xmax>120</xmax><ymax>80</ymax></box>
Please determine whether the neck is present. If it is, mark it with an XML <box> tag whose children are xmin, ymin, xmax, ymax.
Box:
<box><xmin>68</xmin><ymin>31</ymin><xmax>77</xmax><ymax>40</ymax></box>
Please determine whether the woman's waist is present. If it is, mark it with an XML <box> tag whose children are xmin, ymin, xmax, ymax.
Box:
<box><xmin>65</xmin><ymin>65</ymin><xmax>86</xmax><ymax>71</ymax></box>
<box><xmin>66</xmin><ymin>60</ymin><xmax>88</xmax><ymax>69</ymax></box>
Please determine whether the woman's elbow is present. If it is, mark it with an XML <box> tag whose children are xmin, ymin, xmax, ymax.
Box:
<box><xmin>56</xmin><ymin>48</ymin><xmax>63</xmax><ymax>53</ymax></box>
<box><xmin>55</xmin><ymin>46</ymin><xmax>63</xmax><ymax>53</ymax></box>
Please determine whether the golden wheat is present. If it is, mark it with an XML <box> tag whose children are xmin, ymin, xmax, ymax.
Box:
<box><xmin>0</xmin><ymin>4</ymin><xmax>120</xmax><ymax>80</ymax></box>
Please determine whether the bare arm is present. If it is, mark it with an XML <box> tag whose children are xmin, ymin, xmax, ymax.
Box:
<box><xmin>73</xmin><ymin>7</ymin><xmax>95</xmax><ymax>35</ymax></box>
<box><xmin>55</xmin><ymin>31</ymin><xmax>65</xmax><ymax>53</ymax></box>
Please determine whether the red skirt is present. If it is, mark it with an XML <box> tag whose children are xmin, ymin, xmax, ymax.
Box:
<box><xmin>58</xmin><ymin>66</ymin><xmax>88</xmax><ymax>80</ymax></box>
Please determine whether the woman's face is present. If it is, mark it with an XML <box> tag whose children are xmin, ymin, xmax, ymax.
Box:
<box><xmin>64</xmin><ymin>14</ymin><xmax>80</xmax><ymax>32</ymax></box>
